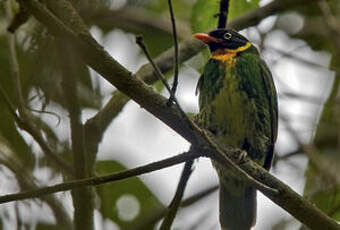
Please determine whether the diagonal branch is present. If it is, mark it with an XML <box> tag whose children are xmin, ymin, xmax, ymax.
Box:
<box><xmin>167</xmin><ymin>0</ymin><xmax>179</xmax><ymax>105</ymax></box>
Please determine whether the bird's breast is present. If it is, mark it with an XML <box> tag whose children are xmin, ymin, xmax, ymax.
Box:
<box><xmin>200</xmin><ymin>65</ymin><xmax>255</xmax><ymax>148</ymax></box>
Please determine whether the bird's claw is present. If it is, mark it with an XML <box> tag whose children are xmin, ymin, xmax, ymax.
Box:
<box><xmin>231</xmin><ymin>149</ymin><xmax>247</xmax><ymax>164</ymax></box>
<box><xmin>237</xmin><ymin>150</ymin><xmax>247</xmax><ymax>164</ymax></box>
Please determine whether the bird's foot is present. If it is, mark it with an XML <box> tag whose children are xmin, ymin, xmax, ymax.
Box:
<box><xmin>231</xmin><ymin>149</ymin><xmax>248</xmax><ymax>164</ymax></box>
<box><xmin>237</xmin><ymin>150</ymin><xmax>247</xmax><ymax>164</ymax></box>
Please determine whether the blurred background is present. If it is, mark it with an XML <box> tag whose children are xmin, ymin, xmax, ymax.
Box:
<box><xmin>0</xmin><ymin>0</ymin><xmax>339</xmax><ymax>229</ymax></box>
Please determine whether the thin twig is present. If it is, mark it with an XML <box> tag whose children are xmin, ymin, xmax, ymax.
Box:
<box><xmin>24</xmin><ymin>106</ymin><xmax>61</xmax><ymax>126</ymax></box>
<box><xmin>217</xmin><ymin>0</ymin><xmax>230</xmax><ymax>28</ymax></box>
<box><xmin>272</xmin><ymin>149</ymin><xmax>303</xmax><ymax>167</ymax></box>
<box><xmin>156</xmin><ymin>4</ymin><xmax>193</xmax><ymax>227</ymax></box>
<box><xmin>136</xmin><ymin>36</ymin><xmax>173</xmax><ymax>99</ymax></box>
<box><xmin>0</xmin><ymin>150</ymin><xmax>198</xmax><ymax>204</ymax></box>
<box><xmin>160</xmin><ymin>160</ymin><xmax>194</xmax><ymax>230</ymax></box>
<box><xmin>136</xmin><ymin>36</ymin><xmax>198</xmax><ymax>144</ymax></box>
<box><xmin>166</xmin><ymin>0</ymin><xmax>179</xmax><ymax>106</ymax></box>
<box><xmin>181</xmin><ymin>184</ymin><xmax>219</xmax><ymax>207</ymax></box>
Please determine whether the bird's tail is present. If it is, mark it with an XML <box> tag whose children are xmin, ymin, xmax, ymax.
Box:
<box><xmin>219</xmin><ymin>182</ymin><xmax>257</xmax><ymax>230</ymax></box>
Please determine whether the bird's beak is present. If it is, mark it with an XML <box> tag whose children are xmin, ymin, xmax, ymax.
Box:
<box><xmin>193</xmin><ymin>33</ymin><xmax>218</xmax><ymax>44</ymax></box>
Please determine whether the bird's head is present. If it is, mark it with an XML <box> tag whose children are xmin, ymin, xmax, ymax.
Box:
<box><xmin>194</xmin><ymin>29</ymin><xmax>251</xmax><ymax>53</ymax></box>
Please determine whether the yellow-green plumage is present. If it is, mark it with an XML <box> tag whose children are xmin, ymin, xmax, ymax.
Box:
<box><xmin>195</xmin><ymin>29</ymin><xmax>278</xmax><ymax>230</ymax></box>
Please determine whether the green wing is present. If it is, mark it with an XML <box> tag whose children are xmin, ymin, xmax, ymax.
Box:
<box><xmin>197</xmin><ymin>59</ymin><xmax>225</xmax><ymax>108</ymax></box>
<box><xmin>258</xmin><ymin>59</ymin><xmax>278</xmax><ymax>170</ymax></box>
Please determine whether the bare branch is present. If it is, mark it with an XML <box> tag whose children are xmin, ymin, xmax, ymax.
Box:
<box><xmin>272</xmin><ymin>149</ymin><xmax>303</xmax><ymax>167</ymax></box>
<box><xmin>167</xmin><ymin>0</ymin><xmax>179</xmax><ymax>106</ymax></box>
<box><xmin>136</xmin><ymin>35</ymin><xmax>197</xmax><ymax>143</ymax></box>
<box><xmin>0</xmin><ymin>151</ymin><xmax>197</xmax><ymax>204</ymax></box>
<box><xmin>136</xmin><ymin>36</ymin><xmax>175</xmax><ymax>103</ymax></box>
<box><xmin>181</xmin><ymin>184</ymin><xmax>219</xmax><ymax>207</ymax></box>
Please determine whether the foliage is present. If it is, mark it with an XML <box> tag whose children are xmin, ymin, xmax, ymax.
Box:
<box><xmin>191</xmin><ymin>0</ymin><xmax>260</xmax><ymax>33</ymax></box>
<box><xmin>95</xmin><ymin>160</ymin><xmax>164</xmax><ymax>229</ymax></box>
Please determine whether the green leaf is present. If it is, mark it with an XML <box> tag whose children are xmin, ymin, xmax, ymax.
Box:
<box><xmin>228</xmin><ymin>0</ymin><xmax>259</xmax><ymax>21</ymax></box>
<box><xmin>191</xmin><ymin>0</ymin><xmax>219</xmax><ymax>33</ymax></box>
<box><xmin>95</xmin><ymin>160</ymin><xmax>164</xmax><ymax>229</ymax></box>
<box><xmin>191</xmin><ymin>0</ymin><xmax>260</xmax><ymax>33</ymax></box>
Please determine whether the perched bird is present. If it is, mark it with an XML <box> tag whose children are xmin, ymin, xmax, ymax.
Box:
<box><xmin>194</xmin><ymin>29</ymin><xmax>278</xmax><ymax>230</ymax></box>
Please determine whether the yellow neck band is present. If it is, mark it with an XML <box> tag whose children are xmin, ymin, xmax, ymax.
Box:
<box><xmin>211</xmin><ymin>42</ymin><xmax>251</xmax><ymax>64</ymax></box>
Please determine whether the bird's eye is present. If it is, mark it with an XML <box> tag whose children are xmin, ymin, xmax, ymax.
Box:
<box><xmin>223</xmin><ymin>32</ymin><xmax>232</xmax><ymax>40</ymax></box>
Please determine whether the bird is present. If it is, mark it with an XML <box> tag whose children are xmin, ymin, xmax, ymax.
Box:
<box><xmin>193</xmin><ymin>29</ymin><xmax>278</xmax><ymax>230</ymax></box>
